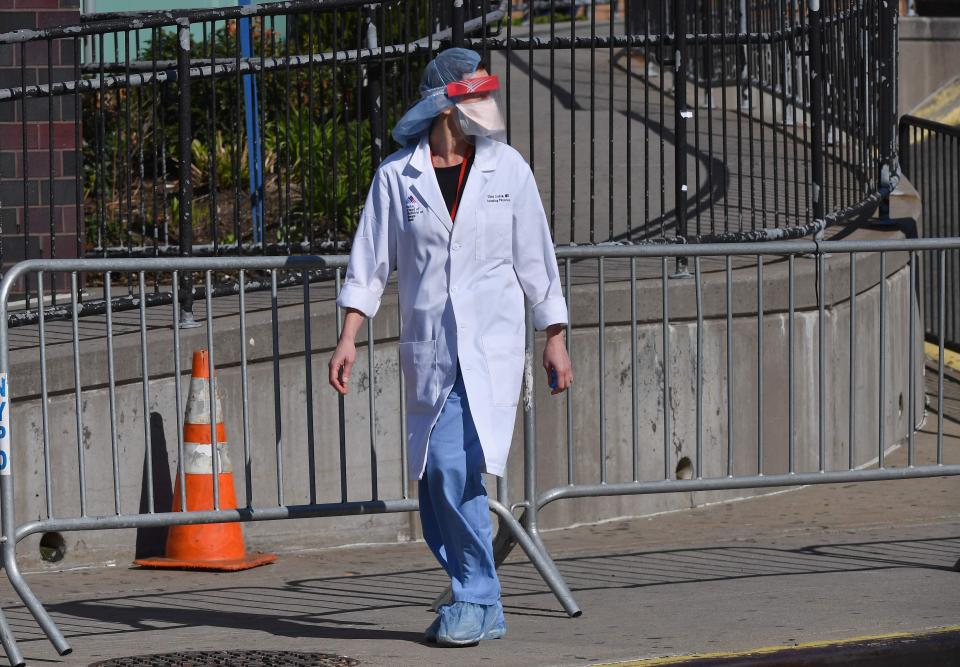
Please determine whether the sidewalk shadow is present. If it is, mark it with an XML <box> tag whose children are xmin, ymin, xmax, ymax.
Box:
<box><xmin>528</xmin><ymin>535</ymin><xmax>960</xmax><ymax>603</ymax></box>
<box><xmin>29</xmin><ymin>565</ymin><xmax>447</xmax><ymax>646</ymax></box>
<box><xmin>41</xmin><ymin>598</ymin><xmax>425</xmax><ymax>644</ymax></box>
<box><xmin>13</xmin><ymin>535</ymin><xmax>956</xmax><ymax>644</ymax></box>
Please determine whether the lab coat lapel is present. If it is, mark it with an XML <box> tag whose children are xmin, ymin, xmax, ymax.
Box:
<box><xmin>454</xmin><ymin>137</ymin><xmax>501</xmax><ymax>224</ymax></box>
<box><xmin>407</xmin><ymin>135</ymin><xmax>453</xmax><ymax>234</ymax></box>
<box><xmin>404</xmin><ymin>135</ymin><xmax>503</xmax><ymax>233</ymax></box>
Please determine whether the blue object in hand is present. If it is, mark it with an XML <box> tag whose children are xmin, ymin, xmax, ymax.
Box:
<box><xmin>549</xmin><ymin>367</ymin><xmax>558</xmax><ymax>391</ymax></box>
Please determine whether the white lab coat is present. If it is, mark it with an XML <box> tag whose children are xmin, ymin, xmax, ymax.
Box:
<box><xmin>336</xmin><ymin>134</ymin><xmax>568</xmax><ymax>480</ymax></box>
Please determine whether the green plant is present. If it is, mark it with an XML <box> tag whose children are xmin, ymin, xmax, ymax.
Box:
<box><xmin>191</xmin><ymin>132</ymin><xmax>249</xmax><ymax>192</ymax></box>
<box><xmin>270</xmin><ymin>107</ymin><xmax>373</xmax><ymax>241</ymax></box>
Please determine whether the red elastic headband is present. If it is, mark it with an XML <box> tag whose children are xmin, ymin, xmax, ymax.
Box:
<box><xmin>446</xmin><ymin>74</ymin><xmax>500</xmax><ymax>98</ymax></box>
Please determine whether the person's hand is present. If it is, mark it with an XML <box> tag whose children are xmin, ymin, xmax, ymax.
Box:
<box><xmin>329</xmin><ymin>309</ymin><xmax>365</xmax><ymax>394</ymax></box>
<box><xmin>329</xmin><ymin>339</ymin><xmax>357</xmax><ymax>395</ymax></box>
<box><xmin>543</xmin><ymin>324</ymin><xmax>572</xmax><ymax>395</ymax></box>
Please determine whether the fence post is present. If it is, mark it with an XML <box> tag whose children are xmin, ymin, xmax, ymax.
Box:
<box><xmin>176</xmin><ymin>19</ymin><xmax>198</xmax><ymax>327</ymax></box>
<box><xmin>877</xmin><ymin>0</ymin><xmax>896</xmax><ymax>221</ymax></box>
<box><xmin>520</xmin><ymin>299</ymin><xmax>546</xmax><ymax>552</ymax></box>
<box><xmin>672</xmin><ymin>0</ymin><xmax>690</xmax><ymax>274</ymax></box>
<box><xmin>522</xmin><ymin>300</ymin><xmax>536</xmax><ymax>535</ymax></box>
<box><xmin>452</xmin><ymin>0</ymin><xmax>465</xmax><ymax>46</ymax></box>
<box><xmin>807</xmin><ymin>0</ymin><xmax>825</xmax><ymax>227</ymax></box>
<box><xmin>0</xmin><ymin>302</ymin><xmax>25</xmax><ymax>667</ymax></box>
<box><xmin>366</xmin><ymin>7</ymin><xmax>383</xmax><ymax>168</ymax></box>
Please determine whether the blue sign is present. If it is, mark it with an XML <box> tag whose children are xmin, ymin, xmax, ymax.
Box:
<box><xmin>0</xmin><ymin>374</ymin><xmax>8</xmax><ymax>475</ymax></box>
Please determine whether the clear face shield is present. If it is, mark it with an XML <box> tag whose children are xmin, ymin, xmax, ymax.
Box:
<box><xmin>446</xmin><ymin>74</ymin><xmax>507</xmax><ymax>143</ymax></box>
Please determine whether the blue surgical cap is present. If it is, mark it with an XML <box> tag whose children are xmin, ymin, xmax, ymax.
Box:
<box><xmin>391</xmin><ymin>48</ymin><xmax>482</xmax><ymax>147</ymax></box>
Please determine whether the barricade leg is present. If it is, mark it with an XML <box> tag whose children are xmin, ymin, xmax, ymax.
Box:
<box><xmin>491</xmin><ymin>510</ymin><xmax>522</xmax><ymax>567</ymax></box>
<box><xmin>0</xmin><ymin>604</ymin><xmax>24</xmax><ymax>667</ymax></box>
<box><xmin>2</xmin><ymin>554</ymin><xmax>70</xmax><ymax>658</ymax></box>
<box><xmin>488</xmin><ymin>500</ymin><xmax>581</xmax><ymax>617</ymax></box>
<box><xmin>1</xmin><ymin>480</ymin><xmax>70</xmax><ymax>660</ymax></box>
<box><xmin>523</xmin><ymin>522</ymin><xmax>577</xmax><ymax>611</ymax></box>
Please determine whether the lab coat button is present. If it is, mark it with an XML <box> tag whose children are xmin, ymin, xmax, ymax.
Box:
<box><xmin>451</xmin><ymin>286</ymin><xmax>458</xmax><ymax>293</ymax></box>
<box><xmin>452</xmin><ymin>243</ymin><xmax>462</xmax><ymax>251</ymax></box>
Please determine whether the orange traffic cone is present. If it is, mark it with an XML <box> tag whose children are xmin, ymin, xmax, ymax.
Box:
<box><xmin>135</xmin><ymin>349</ymin><xmax>276</xmax><ymax>571</ymax></box>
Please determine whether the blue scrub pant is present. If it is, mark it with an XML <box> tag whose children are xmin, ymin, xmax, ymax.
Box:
<box><xmin>419</xmin><ymin>368</ymin><xmax>501</xmax><ymax>606</ymax></box>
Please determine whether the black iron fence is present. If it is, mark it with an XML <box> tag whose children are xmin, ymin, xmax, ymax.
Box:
<box><xmin>0</xmin><ymin>0</ymin><xmax>898</xmax><ymax>269</ymax></box>
<box><xmin>899</xmin><ymin>114</ymin><xmax>960</xmax><ymax>348</ymax></box>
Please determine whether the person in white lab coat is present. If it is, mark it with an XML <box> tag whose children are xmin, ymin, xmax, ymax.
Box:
<box><xmin>328</xmin><ymin>48</ymin><xmax>571</xmax><ymax>647</ymax></box>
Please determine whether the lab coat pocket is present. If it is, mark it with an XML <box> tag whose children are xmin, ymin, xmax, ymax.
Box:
<box><xmin>478</xmin><ymin>210</ymin><xmax>513</xmax><ymax>261</ymax></box>
<box><xmin>399</xmin><ymin>340</ymin><xmax>439</xmax><ymax>412</ymax></box>
<box><xmin>481</xmin><ymin>334</ymin><xmax>525</xmax><ymax>407</ymax></box>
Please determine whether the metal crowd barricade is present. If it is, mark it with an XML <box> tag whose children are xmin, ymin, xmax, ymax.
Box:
<box><xmin>0</xmin><ymin>238</ymin><xmax>959</xmax><ymax>665</ymax></box>
<box><xmin>0</xmin><ymin>255</ymin><xmax>576</xmax><ymax>667</ymax></box>
<box><xmin>505</xmin><ymin>238</ymin><xmax>960</xmax><ymax>586</ymax></box>
<box><xmin>899</xmin><ymin>115</ymin><xmax>960</xmax><ymax>347</ymax></box>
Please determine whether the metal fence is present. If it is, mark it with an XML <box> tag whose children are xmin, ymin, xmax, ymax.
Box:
<box><xmin>0</xmin><ymin>0</ymin><xmax>898</xmax><ymax>270</ymax></box>
<box><xmin>0</xmin><ymin>237</ymin><xmax>958</xmax><ymax>664</ymax></box>
<box><xmin>899</xmin><ymin>115</ymin><xmax>960</xmax><ymax>348</ymax></box>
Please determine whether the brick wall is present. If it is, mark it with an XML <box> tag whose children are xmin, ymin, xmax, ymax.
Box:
<box><xmin>0</xmin><ymin>0</ymin><xmax>82</xmax><ymax>277</ymax></box>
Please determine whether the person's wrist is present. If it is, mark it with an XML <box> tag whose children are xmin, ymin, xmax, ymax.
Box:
<box><xmin>545</xmin><ymin>323</ymin><xmax>566</xmax><ymax>339</ymax></box>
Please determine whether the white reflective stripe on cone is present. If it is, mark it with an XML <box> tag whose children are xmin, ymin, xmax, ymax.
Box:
<box><xmin>183</xmin><ymin>441</ymin><xmax>233</xmax><ymax>474</ymax></box>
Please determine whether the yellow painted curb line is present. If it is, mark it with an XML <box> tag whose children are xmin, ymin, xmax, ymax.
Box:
<box><xmin>909</xmin><ymin>74</ymin><xmax>960</xmax><ymax>128</ymax></box>
<box><xmin>592</xmin><ymin>625</ymin><xmax>960</xmax><ymax>666</ymax></box>
<box><xmin>924</xmin><ymin>342</ymin><xmax>960</xmax><ymax>373</ymax></box>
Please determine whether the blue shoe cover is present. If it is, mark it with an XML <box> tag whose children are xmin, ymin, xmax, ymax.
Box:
<box><xmin>436</xmin><ymin>601</ymin><xmax>486</xmax><ymax>647</ymax></box>
<box><xmin>482</xmin><ymin>601</ymin><xmax>506</xmax><ymax>640</ymax></box>
<box><xmin>425</xmin><ymin>613</ymin><xmax>441</xmax><ymax>642</ymax></box>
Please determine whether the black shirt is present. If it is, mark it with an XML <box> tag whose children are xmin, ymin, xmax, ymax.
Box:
<box><xmin>434</xmin><ymin>150</ymin><xmax>475</xmax><ymax>221</ymax></box>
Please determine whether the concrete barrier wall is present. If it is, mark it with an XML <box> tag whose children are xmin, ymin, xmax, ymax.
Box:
<box><xmin>899</xmin><ymin>17</ymin><xmax>960</xmax><ymax>113</ymax></box>
<box><xmin>8</xmin><ymin>253</ymin><xmax>924</xmax><ymax>569</ymax></box>
<box><xmin>528</xmin><ymin>259</ymin><xmax>924</xmax><ymax>531</ymax></box>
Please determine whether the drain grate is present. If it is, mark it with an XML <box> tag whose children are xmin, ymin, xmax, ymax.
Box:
<box><xmin>90</xmin><ymin>651</ymin><xmax>360</xmax><ymax>667</ymax></box>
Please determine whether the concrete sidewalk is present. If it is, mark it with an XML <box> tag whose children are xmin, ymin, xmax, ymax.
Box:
<box><xmin>2</xmin><ymin>422</ymin><xmax>958</xmax><ymax>666</ymax></box>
